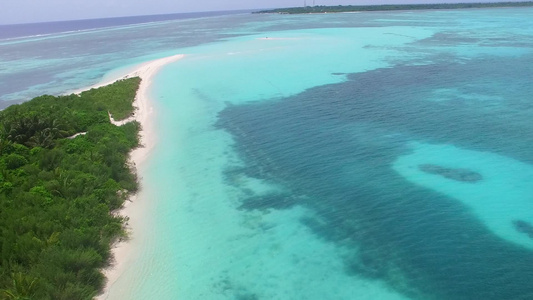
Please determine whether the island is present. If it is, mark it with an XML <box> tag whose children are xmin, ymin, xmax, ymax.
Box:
<box><xmin>0</xmin><ymin>78</ymin><xmax>140</xmax><ymax>300</ymax></box>
<box><xmin>255</xmin><ymin>1</ymin><xmax>533</xmax><ymax>14</ymax></box>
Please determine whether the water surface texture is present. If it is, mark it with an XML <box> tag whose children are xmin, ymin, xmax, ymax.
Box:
<box><xmin>3</xmin><ymin>7</ymin><xmax>533</xmax><ymax>300</ymax></box>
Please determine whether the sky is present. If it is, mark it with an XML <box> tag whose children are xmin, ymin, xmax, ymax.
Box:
<box><xmin>0</xmin><ymin>0</ymin><xmax>526</xmax><ymax>25</ymax></box>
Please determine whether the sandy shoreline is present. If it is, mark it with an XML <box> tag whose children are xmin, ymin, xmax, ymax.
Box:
<box><xmin>83</xmin><ymin>54</ymin><xmax>184</xmax><ymax>300</ymax></box>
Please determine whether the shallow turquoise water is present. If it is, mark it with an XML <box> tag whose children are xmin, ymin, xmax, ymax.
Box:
<box><xmin>3</xmin><ymin>7</ymin><xmax>533</xmax><ymax>300</ymax></box>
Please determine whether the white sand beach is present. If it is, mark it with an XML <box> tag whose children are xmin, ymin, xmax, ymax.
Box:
<box><xmin>85</xmin><ymin>54</ymin><xmax>184</xmax><ymax>300</ymax></box>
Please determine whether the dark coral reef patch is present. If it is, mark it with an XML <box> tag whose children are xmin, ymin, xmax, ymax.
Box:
<box><xmin>513</xmin><ymin>220</ymin><xmax>533</xmax><ymax>239</ymax></box>
<box><xmin>418</xmin><ymin>164</ymin><xmax>482</xmax><ymax>183</ymax></box>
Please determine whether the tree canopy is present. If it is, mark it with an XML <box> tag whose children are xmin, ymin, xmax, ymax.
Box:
<box><xmin>255</xmin><ymin>1</ymin><xmax>533</xmax><ymax>14</ymax></box>
<box><xmin>0</xmin><ymin>77</ymin><xmax>141</xmax><ymax>300</ymax></box>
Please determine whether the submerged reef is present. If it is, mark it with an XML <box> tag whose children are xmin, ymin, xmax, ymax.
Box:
<box><xmin>513</xmin><ymin>220</ymin><xmax>533</xmax><ymax>239</ymax></box>
<box><xmin>418</xmin><ymin>164</ymin><xmax>483</xmax><ymax>183</ymax></box>
<box><xmin>239</xmin><ymin>193</ymin><xmax>301</xmax><ymax>211</ymax></box>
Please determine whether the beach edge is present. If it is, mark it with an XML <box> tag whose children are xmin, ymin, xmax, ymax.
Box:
<box><xmin>89</xmin><ymin>54</ymin><xmax>185</xmax><ymax>300</ymax></box>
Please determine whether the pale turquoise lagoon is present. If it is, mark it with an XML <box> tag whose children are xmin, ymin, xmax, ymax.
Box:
<box><xmin>2</xmin><ymin>7</ymin><xmax>533</xmax><ymax>300</ymax></box>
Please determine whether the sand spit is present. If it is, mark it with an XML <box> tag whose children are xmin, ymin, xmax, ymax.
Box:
<box><xmin>89</xmin><ymin>54</ymin><xmax>184</xmax><ymax>300</ymax></box>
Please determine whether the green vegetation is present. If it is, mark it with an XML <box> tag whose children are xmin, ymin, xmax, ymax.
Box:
<box><xmin>255</xmin><ymin>1</ymin><xmax>533</xmax><ymax>14</ymax></box>
<box><xmin>0</xmin><ymin>77</ymin><xmax>141</xmax><ymax>300</ymax></box>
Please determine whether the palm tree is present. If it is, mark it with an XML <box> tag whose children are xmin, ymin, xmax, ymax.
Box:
<box><xmin>1</xmin><ymin>273</ymin><xmax>38</xmax><ymax>300</ymax></box>
<box><xmin>25</xmin><ymin>118</ymin><xmax>68</xmax><ymax>148</ymax></box>
<box><xmin>0</xmin><ymin>126</ymin><xmax>12</xmax><ymax>156</ymax></box>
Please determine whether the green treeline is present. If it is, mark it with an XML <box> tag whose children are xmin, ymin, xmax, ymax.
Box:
<box><xmin>255</xmin><ymin>1</ymin><xmax>533</xmax><ymax>14</ymax></box>
<box><xmin>0</xmin><ymin>77</ymin><xmax>141</xmax><ymax>300</ymax></box>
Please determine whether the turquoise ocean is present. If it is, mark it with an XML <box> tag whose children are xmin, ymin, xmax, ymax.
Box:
<box><xmin>2</xmin><ymin>7</ymin><xmax>533</xmax><ymax>299</ymax></box>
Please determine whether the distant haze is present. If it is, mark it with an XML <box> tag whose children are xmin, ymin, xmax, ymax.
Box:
<box><xmin>0</xmin><ymin>0</ymin><xmax>529</xmax><ymax>24</ymax></box>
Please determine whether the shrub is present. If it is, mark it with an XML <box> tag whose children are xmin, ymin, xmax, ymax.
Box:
<box><xmin>5</xmin><ymin>153</ymin><xmax>28</xmax><ymax>169</ymax></box>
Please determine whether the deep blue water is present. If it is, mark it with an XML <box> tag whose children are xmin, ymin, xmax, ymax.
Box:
<box><xmin>0</xmin><ymin>10</ymin><xmax>253</xmax><ymax>40</ymax></box>
<box><xmin>0</xmin><ymin>12</ymin><xmax>263</xmax><ymax>108</ymax></box>
<box><xmin>218</xmin><ymin>53</ymin><xmax>533</xmax><ymax>299</ymax></box>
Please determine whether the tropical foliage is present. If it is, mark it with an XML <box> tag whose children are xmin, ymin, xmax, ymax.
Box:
<box><xmin>256</xmin><ymin>1</ymin><xmax>533</xmax><ymax>14</ymax></box>
<box><xmin>0</xmin><ymin>77</ymin><xmax>141</xmax><ymax>299</ymax></box>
